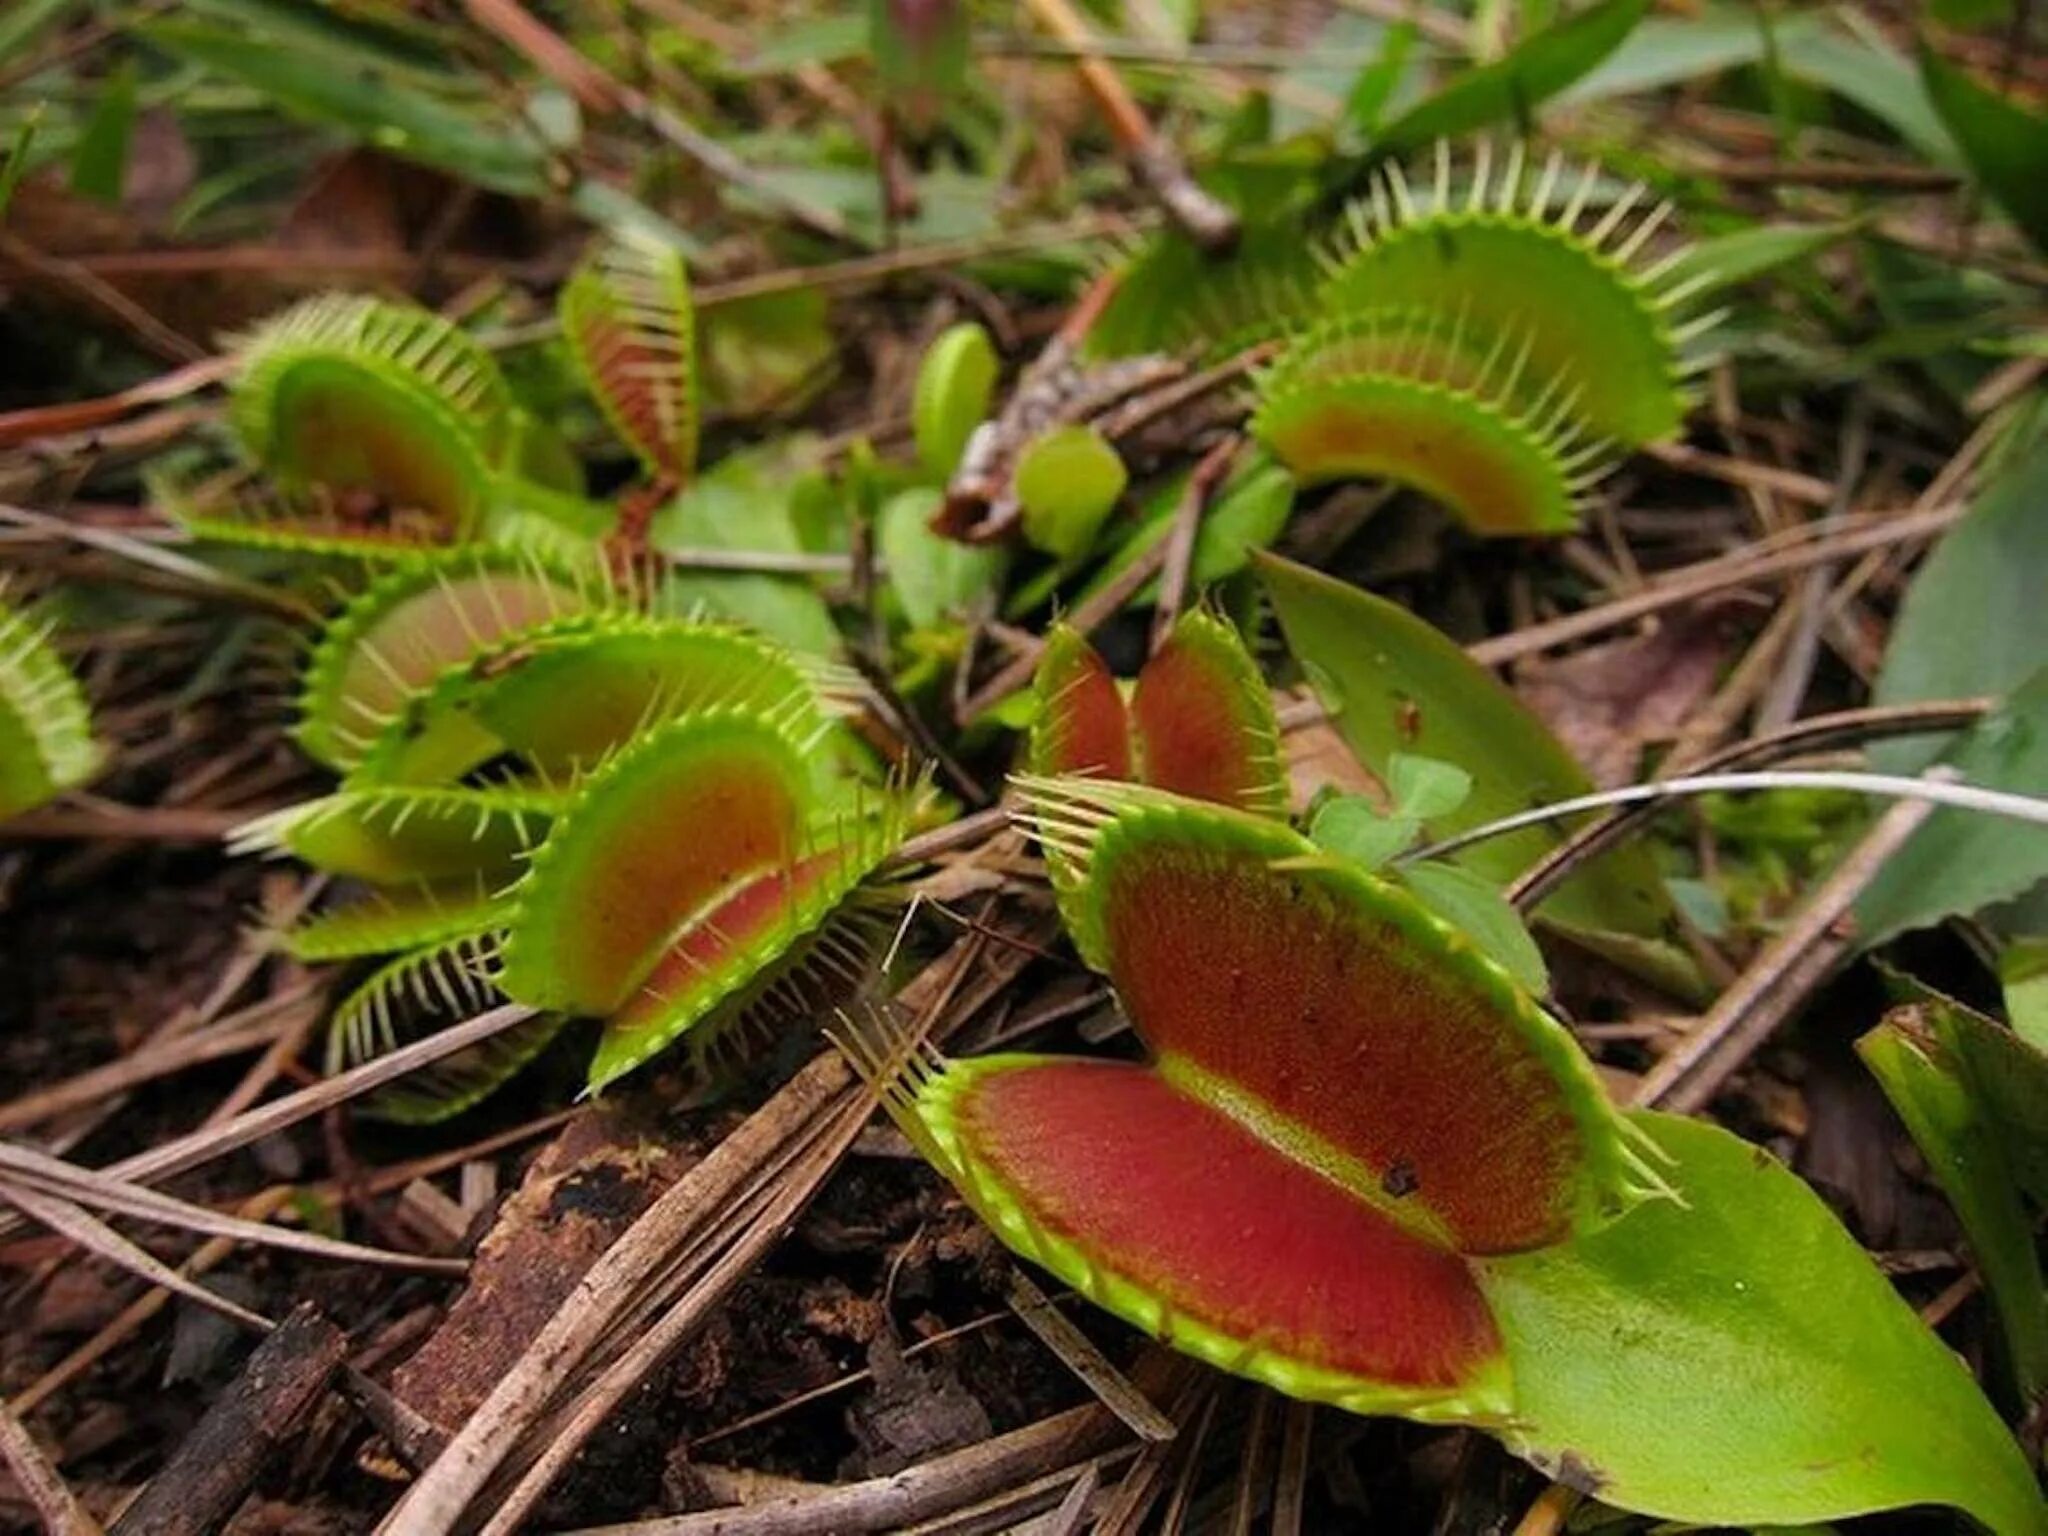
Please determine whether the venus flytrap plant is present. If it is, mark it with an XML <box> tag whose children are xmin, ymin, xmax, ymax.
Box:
<box><xmin>0</xmin><ymin>587</ymin><xmax>102</xmax><ymax>822</ymax></box>
<box><xmin>293</xmin><ymin>546</ymin><xmax>610</xmax><ymax>771</ymax></box>
<box><xmin>559</xmin><ymin>232</ymin><xmax>701</xmax><ymax>494</ymax></box>
<box><xmin>494</xmin><ymin>705</ymin><xmax>908</xmax><ymax>1092</ymax></box>
<box><xmin>843</xmin><ymin>778</ymin><xmax>2048</xmax><ymax>1535</ymax></box>
<box><xmin>1239</xmin><ymin>146</ymin><xmax>1710</xmax><ymax>537</ymax></box>
<box><xmin>184</xmin><ymin>293</ymin><xmax>517</xmax><ymax>557</ymax></box>
<box><xmin>1029</xmin><ymin>611</ymin><xmax>1287</xmax><ymax>818</ymax></box>
<box><xmin>346</xmin><ymin>611</ymin><xmax>864</xmax><ymax>789</ymax></box>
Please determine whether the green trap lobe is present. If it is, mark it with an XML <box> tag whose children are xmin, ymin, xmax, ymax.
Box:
<box><xmin>272</xmin><ymin>360</ymin><xmax>484</xmax><ymax>535</ymax></box>
<box><xmin>1254</xmin><ymin>377</ymin><xmax>1576</xmax><ymax>536</ymax></box>
<box><xmin>497</xmin><ymin>718</ymin><xmax>808</xmax><ymax>1016</ymax></box>
<box><xmin>1322</xmin><ymin>219</ymin><xmax>1681</xmax><ymax>446</ymax></box>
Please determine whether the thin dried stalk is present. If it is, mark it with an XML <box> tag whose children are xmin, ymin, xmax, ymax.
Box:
<box><xmin>0</xmin><ymin>1142</ymin><xmax>465</xmax><ymax>1276</ymax></box>
<box><xmin>0</xmin><ymin>1181</ymin><xmax>273</xmax><ymax>1333</ymax></box>
<box><xmin>0</xmin><ymin>1392</ymin><xmax>101</xmax><ymax>1536</ymax></box>
<box><xmin>1634</xmin><ymin>782</ymin><xmax>1949</xmax><ymax>1112</ymax></box>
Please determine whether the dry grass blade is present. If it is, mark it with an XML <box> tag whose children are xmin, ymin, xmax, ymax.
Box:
<box><xmin>0</xmin><ymin>1002</ymin><xmax>538</xmax><ymax>1244</ymax></box>
<box><xmin>0</xmin><ymin>1141</ymin><xmax>467</xmax><ymax>1275</ymax></box>
<box><xmin>1006</xmin><ymin>1270</ymin><xmax>1177</xmax><ymax>1443</ymax></box>
<box><xmin>375</xmin><ymin>1048</ymin><xmax>861</xmax><ymax>1536</ymax></box>
<box><xmin>11</xmin><ymin>1188</ymin><xmax>294</xmax><ymax>1418</ymax></box>
<box><xmin>0</xmin><ymin>502</ymin><xmax>317</xmax><ymax>622</ymax></box>
<box><xmin>0</xmin><ymin>1179</ymin><xmax>273</xmax><ymax>1333</ymax></box>
<box><xmin>475</xmin><ymin>1091</ymin><xmax>875</xmax><ymax>1533</ymax></box>
<box><xmin>553</xmin><ymin>1404</ymin><xmax>1137</xmax><ymax>1536</ymax></box>
<box><xmin>0</xmin><ymin>1391</ymin><xmax>101</xmax><ymax>1536</ymax></box>
<box><xmin>384</xmin><ymin>915</ymin><xmax>1045</xmax><ymax>1535</ymax></box>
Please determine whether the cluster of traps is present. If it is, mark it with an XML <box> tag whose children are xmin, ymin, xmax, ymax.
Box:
<box><xmin>1095</xmin><ymin>143</ymin><xmax>1719</xmax><ymax>538</ymax></box>
<box><xmin>231</xmin><ymin>546</ymin><xmax>910</xmax><ymax>1119</ymax></box>
<box><xmin>165</xmin><ymin>229</ymin><xmax>701</xmax><ymax>563</ymax></box>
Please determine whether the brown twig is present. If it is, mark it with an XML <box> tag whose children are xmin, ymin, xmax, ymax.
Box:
<box><xmin>0</xmin><ymin>1393</ymin><xmax>100</xmax><ymax>1536</ymax></box>
<box><xmin>108</xmin><ymin>1305</ymin><xmax>346</xmax><ymax>1536</ymax></box>
<box><xmin>1149</xmin><ymin>435</ymin><xmax>1240</xmax><ymax>652</ymax></box>
<box><xmin>1017</xmin><ymin>0</ymin><xmax>1238</xmax><ymax>252</ymax></box>
<box><xmin>460</xmin><ymin>0</ymin><xmax>853</xmax><ymax>244</ymax></box>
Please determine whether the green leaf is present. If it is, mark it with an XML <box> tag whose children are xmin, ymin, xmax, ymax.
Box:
<box><xmin>1374</xmin><ymin>0</ymin><xmax>1647</xmax><ymax>154</ymax></box>
<box><xmin>0</xmin><ymin>0</ymin><xmax>74</xmax><ymax>67</ymax></box>
<box><xmin>1309</xmin><ymin>794</ymin><xmax>1418</xmax><ymax>872</ymax></box>
<box><xmin>879</xmin><ymin>486</ymin><xmax>1006</xmax><ymax>631</ymax></box>
<box><xmin>1661</xmin><ymin>221</ymin><xmax>1858</xmax><ymax>296</ymax></box>
<box><xmin>868</xmin><ymin>0</ymin><xmax>968</xmax><ymax>97</ymax></box>
<box><xmin>0</xmin><ymin>109</ymin><xmax>42</xmax><ymax>222</ymax></box>
<box><xmin>650</xmin><ymin>445</ymin><xmax>841</xmax><ymax>657</ymax></box>
<box><xmin>1256</xmin><ymin>552</ymin><xmax>1673</xmax><ymax>941</ymax></box>
<box><xmin>2003</xmin><ymin>938</ymin><xmax>2048</xmax><ymax>1053</ymax></box>
<box><xmin>1859</xmin><ymin>1005</ymin><xmax>2048</xmax><ymax>1401</ymax></box>
<box><xmin>143</xmin><ymin>19</ymin><xmax>549</xmax><ymax>193</ymax></box>
<box><xmin>1779</xmin><ymin>22</ymin><xmax>1959</xmax><ymax>166</ymax></box>
<box><xmin>1561</xmin><ymin>6</ymin><xmax>1826</xmax><ymax>104</ymax></box>
<box><xmin>1874</xmin><ymin>425</ymin><xmax>2048</xmax><ymax>773</ymax></box>
<box><xmin>699</xmin><ymin>289</ymin><xmax>837</xmax><ymax>417</ymax></box>
<box><xmin>69</xmin><ymin>59</ymin><xmax>136</xmax><ymax>202</ymax></box>
<box><xmin>912</xmin><ymin>322</ymin><xmax>998</xmax><ymax>478</ymax></box>
<box><xmin>1480</xmin><ymin>1113</ymin><xmax>2046</xmax><ymax>1535</ymax></box>
<box><xmin>1341</xmin><ymin>21</ymin><xmax>1416</xmax><ymax>138</ymax></box>
<box><xmin>1920</xmin><ymin>982</ymin><xmax>2048</xmax><ymax>1213</ymax></box>
<box><xmin>1856</xmin><ymin>668</ymin><xmax>2048</xmax><ymax>948</ymax></box>
<box><xmin>1387</xmin><ymin>752</ymin><xmax>1472</xmax><ymax>821</ymax></box>
<box><xmin>1015</xmin><ymin>425</ymin><xmax>1128</xmax><ymax>563</ymax></box>
<box><xmin>1923</xmin><ymin>47</ymin><xmax>2048</xmax><ymax>255</ymax></box>
<box><xmin>1069</xmin><ymin>453</ymin><xmax>1296</xmax><ymax>614</ymax></box>
<box><xmin>1397</xmin><ymin>860</ymin><xmax>1548</xmax><ymax>994</ymax></box>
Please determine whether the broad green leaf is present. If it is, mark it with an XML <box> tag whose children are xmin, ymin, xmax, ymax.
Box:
<box><xmin>1859</xmin><ymin>1006</ymin><xmax>2048</xmax><ymax>1401</ymax></box>
<box><xmin>69</xmin><ymin>59</ymin><xmax>136</xmax><ymax>202</ymax></box>
<box><xmin>1662</xmin><ymin>221</ymin><xmax>1858</xmax><ymax>295</ymax></box>
<box><xmin>1779</xmin><ymin>23</ymin><xmax>1958</xmax><ymax>166</ymax></box>
<box><xmin>1923</xmin><ymin>984</ymin><xmax>2048</xmax><ymax>1213</ymax></box>
<box><xmin>1397</xmin><ymin>860</ymin><xmax>1548</xmax><ymax>994</ymax></box>
<box><xmin>1374</xmin><ymin>0</ymin><xmax>1647</xmax><ymax>153</ymax></box>
<box><xmin>1256</xmin><ymin>552</ymin><xmax>1673</xmax><ymax>940</ymax></box>
<box><xmin>1387</xmin><ymin>753</ymin><xmax>1472</xmax><ymax>821</ymax></box>
<box><xmin>1857</xmin><ymin>668</ymin><xmax>2048</xmax><ymax>948</ymax></box>
<box><xmin>1481</xmin><ymin>1113</ymin><xmax>2045</xmax><ymax>1535</ymax></box>
<box><xmin>650</xmin><ymin>445</ymin><xmax>841</xmax><ymax>657</ymax></box>
<box><xmin>2003</xmin><ymin>939</ymin><xmax>2048</xmax><ymax>1053</ymax></box>
<box><xmin>1923</xmin><ymin>47</ymin><xmax>2048</xmax><ymax>256</ymax></box>
<box><xmin>1016</xmin><ymin>426</ymin><xmax>1127</xmax><ymax>562</ymax></box>
<box><xmin>879</xmin><ymin>486</ymin><xmax>1006</xmax><ymax>631</ymax></box>
<box><xmin>912</xmin><ymin>322</ymin><xmax>998</xmax><ymax>477</ymax></box>
<box><xmin>144</xmin><ymin>20</ymin><xmax>549</xmax><ymax>193</ymax></box>
<box><xmin>1874</xmin><ymin>425</ymin><xmax>2048</xmax><ymax>773</ymax></box>
<box><xmin>1561</xmin><ymin>6</ymin><xmax>1825</xmax><ymax>103</ymax></box>
<box><xmin>1310</xmin><ymin>794</ymin><xmax>1418</xmax><ymax>872</ymax></box>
